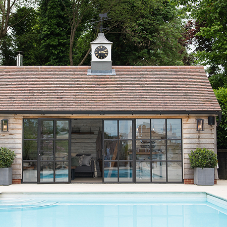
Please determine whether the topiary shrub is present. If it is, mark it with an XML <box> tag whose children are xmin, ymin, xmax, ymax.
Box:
<box><xmin>188</xmin><ymin>148</ymin><xmax>217</xmax><ymax>169</ymax></box>
<box><xmin>0</xmin><ymin>147</ymin><xmax>16</xmax><ymax>168</ymax></box>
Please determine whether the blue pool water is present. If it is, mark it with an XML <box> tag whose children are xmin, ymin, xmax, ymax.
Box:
<box><xmin>0</xmin><ymin>193</ymin><xmax>227</xmax><ymax>227</ymax></box>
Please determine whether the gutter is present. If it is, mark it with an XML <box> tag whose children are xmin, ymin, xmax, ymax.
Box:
<box><xmin>0</xmin><ymin>110</ymin><xmax>221</xmax><ymax>115</ymax></box>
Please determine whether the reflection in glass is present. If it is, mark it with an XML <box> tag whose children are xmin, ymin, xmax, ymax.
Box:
<box><xmin>55</xmin><ymin>140</ymin><xmax>68</xmax><ymax>160</ymax></box>
<box><xmin>136</xmin><ymin>119</ymin><xmax>150</xmax><ymax>139</ymax></box>
<box><xmin>136</xmin><ymin>161</ymin><xmax>150</xmax><ymax>182</ymax></box>
<box><xmin>56</xmin><ymin>121</ymin><xmax>69</xmax><ymax>139</ymax></box>
<box><xmin>167</xmin><ymin>140</ymin><xmax>181</xmax><ymax>160</ymax></box>
<box><xmin>23</xmin><ymin>140</ymin><xmax>37</xmax><ymax>160</ymax></box>
<box><xmin>40</xmin><ymin>162</ymin><xmax>54</xmax><ymax>182</ymax></box>
<box><xmin>104</xmin><ymin>141</ymin><xmax>118</xmax><ymax>161</ymax></box>
<box><xmin>104</xmin><ymin>120</ymin><xmax>118</xmax><ymax>139</ymax></box>
<box><xmin>151</xmin><ymin>119</ymin><xmax>166</xmax><ymax>139</ymax></box>
<box><xmin>104</xmin><ymin>162</ymin><xmax>118</xmax><ymax>182</ymax></box>
<box><xmin>136</xmin><ymin>140</ymin><xmax>150</xmax><ymax>161</ymax></box>
<box><xmin>119</xmin><ymin>120</ymin><xmax>132</xmax><ymax>139</ymax></box>
<box><xmin>41</xmin><ymin>121</ymin><xmax>54</xmax><ymax>139</ymax></box>
<box><xmin>119</xmin><ymin>140</ymin><xmax>132</xmax><ymax>160</ymax></box>
<box><xmin>167</xmin><ymin>119</ymin><xmax>181</xmax><ymax>139</ymax></box>
<box><xmin>119</xmin><ymin>162</ymin><xmax>133</xmax><ymax>182</ymax></box>
<box><xmin>152</xmin><ymin>161</ymin><xmax>166</xmax><ymax>182</ymax></box>
<box><xmin>168</xmin><ymin>162</ymin><xmax>182</xmax><ymax>182</ymax></box>
<box><xmin>40</xmin><ymin>140</ymin><xmax>53</xmax><ymax>160</ymax></box>
<box><xmin>23</xmin><ymin>161</ymin><xmax>37</xmax><ymax>182</ymax></box>
<box><xmin>151</xmin><ymin>140</ymin><xmax>166</xmax><ymax>160</ymax></box>
<box><xmin>23</xmin><ymin>119</ymin><xmax>38</xmax><ymax>139</ymax></box>
<box><xmin>55</xmin><ymin>162</ymin><xmax>68</xmax><ymax>182</ymax></box>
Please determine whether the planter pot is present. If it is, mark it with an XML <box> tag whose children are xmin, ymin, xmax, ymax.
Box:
<box><xmin>0</xmin><ymin>167</ymin><xmax>12</xmax><ymax>186</ymax></box>
<box><xmin>194</xmin><ymin>168</ymin><xmax>214</xmax><ymax>186</ymax></box>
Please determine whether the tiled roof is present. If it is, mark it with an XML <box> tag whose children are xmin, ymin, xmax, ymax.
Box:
<box><xmin>0</xmin><ymin>66</ymin><xmax>221</xmax><ymax>114</ymax></box>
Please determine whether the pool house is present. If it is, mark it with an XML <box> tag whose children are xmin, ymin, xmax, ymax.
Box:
<box><xmin>0</xmin><ymin>64</ymin><xmax>221</xmax><ymax>184</ymax></box>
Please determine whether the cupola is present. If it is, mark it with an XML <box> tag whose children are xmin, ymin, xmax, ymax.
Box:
<box><xmin>87</xmin><ymin>33</ymin><xmax>115</xmax><ymax>75</ymax></box>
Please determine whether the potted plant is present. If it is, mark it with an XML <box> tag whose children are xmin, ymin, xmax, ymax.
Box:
<box><xmin>0</xmin><ymin>147</ymin><xmax>16</xmax><ymax>185</ymax></box>
<box><xmin>189</xmin><ymin>148</ymin><xmax>217</xmax><ymax>186</ymax></box>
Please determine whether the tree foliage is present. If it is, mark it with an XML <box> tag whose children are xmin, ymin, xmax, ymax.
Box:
<box><xmin>65</xmin><ymin>0</ymin><xmax>99</xmax><ymax>66</ymax></box>
<box><xmin>105</xmin><ymin>0</ymin><xmax>187</xmax><ymax>66</ymax></box>
<box><xmin>192</xmin><ymin>0</ymin><xmax>227</xmax><ymax>75</ymax></box>
<box><xmin>10</xmin><ymin>6</ymin><xmax>43</xmax><ymax>65</ymax></box>
<box><xmin>174</xmin><ymin>0</ymin><xmax>227</xmax><ymax>148</ymax></box>
<box><xmin>189</xmin><ymin>148</ymin><xmax>217</xmax><ymax>169</ymax></box>
<box><xmin>214</xmin><ymin>88</ymin><xmax>227</xmax><ymax>149</ymax></box>
<box><xmin>0</xmin><ymin>0</ymin><xmax>17</xmax><ymax>40</ymax></box>
<box><xmin>176</xmin><ymin>0</ymin><xmax>227</xmax><ymax>79</ymax></box>
<box><xmin>39</xmin><ymin>0</ymin><xmax>71</xmax><ymax>66</ymax></box>
<box><xmin>0</xmin><ymin>0</ymin><xmax>190</xmax><ymax>66</ymax></box>
<box><xmin>0</xmin><ymin>147</ymin><xmax>16</xmax><ymax>168</ymax></box>
<box><xmin>0</xmin><ymin>34</ymin><xmax>15</xmax><ymax>65</ymax></box>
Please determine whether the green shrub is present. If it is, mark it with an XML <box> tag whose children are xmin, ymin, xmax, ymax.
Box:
<box><xmin>0</xmin><ymin>147</ymin><xmax>16</xmax><ymax>168</ymax></box>
<box><xmin>189</xmin><ymin>148</ymin><xmax>217</xmax><ymax>169</ymax></box>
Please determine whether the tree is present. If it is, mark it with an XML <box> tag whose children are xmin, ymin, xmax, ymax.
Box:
<box><xmin>214</xmin><ymin>88</ymin><xmax>227</xmax><ymax>149</ymax></box>
<box><xmin>192</xmin><ymin>0</ymin><xmax>227</xmax><ymax>76</ymax></box>
<box><xmin>176</xmin><ymin>0</ymin><xmax>227</xmax><ymax>79</ymax></box>
<box><xmin>73</xmin><ymin>0</ymin><xmax>188</xmax><ymax>66</ymax></box>
<box><xmin>175</xmin><ymin>0</ymin><xmax>227</xmax><ymax>148</ymax></box>
<box><xmin>0</xmin><ymin>34</ymin><xmax>15</xmax><ymax>65</ymax></box>
<box><xmin>0</xmin><ymin>0</ymin><xmax>16</xmax><ymax>41</ymax></box>
<box><xmin>39</xmin><ymin>0</ymin><xmax>71</xmax><ymax>65</ymax></box>
<box><xmin>64</xmin><ymin>0</ymin><xmax>95</xmax><ymax>66</ymax></box>
<box><xmin>1</xmin><ymin>0</ymin><xmax>189</xmax><ymax>66</ymax></box>
<box><xmin>65</xmin><ymin>0</ymin><xmax>121</xmax><ymax>66</ymax></box>
<box><xmin>101</xmin><ymin>0</ymin><xmax>188</xmax><ymax>66</ymax></box>
<box><xmin>10</xmin><ymin>6</ymin><xmax>44</xmax><ymax>65</ymax></box>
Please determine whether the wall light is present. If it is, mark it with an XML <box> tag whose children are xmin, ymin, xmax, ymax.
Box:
<box><xmin>208</xmin><ymin>116</ymin><xmax>215</xmax><ymax>125</ymax></box>
<box><xmin>1</xmin><ymin>119</ymin><xmax>8</xmax><ymax>132</ymax></box>
<box><xmin>197</xmin><ymin>119</ymin><xmax>204</xmax><ymax>131</ymax></box>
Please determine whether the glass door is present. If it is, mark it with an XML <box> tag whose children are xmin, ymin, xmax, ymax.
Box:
<box><xmin>135</xmin><ymin>119</ymin><xmax>182</xmax><ymax>183</ymax></box>
<box><xmin>103</xmin><ymin>120</ymin><xmax>133</xmax><ymax>183</ymax></box>
<box><xmin>38</xmin><ymin>119</ymin><xmax>70</xmax><ymax>183</ymax></box>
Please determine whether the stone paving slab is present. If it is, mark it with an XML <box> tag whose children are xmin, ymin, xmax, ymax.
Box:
<box><xmin>1</xmin><ymin>180</ymin><xmax>227</xmax><ymax>200</ymax></box>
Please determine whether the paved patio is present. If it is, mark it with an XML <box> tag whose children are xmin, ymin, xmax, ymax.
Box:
<box><xmin>1</xmin><ymin>180</ymin><xmax>227</xmax><ymax>200</ymax></box>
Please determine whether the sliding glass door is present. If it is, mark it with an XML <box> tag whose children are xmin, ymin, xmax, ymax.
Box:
<box><xmin>103</xmin><ymin>120</ymin><xmax>133</xmax><ymax>183</ymax></box>
<box><xmin>22</xmin><ymin>118</ymin><xmax>70</xmax><ymax>183</ymax></box>
<box><xmin>135</xmin><ymin>119</ymin><xmax>182</xmax><ymax>183</ymax></box>
<box><xmin>103</xmin><ymin>119</ymin><xmax>182</xmax><ymax>183</ymax></box>
<box><xmin>38</xmin><ymin>119</ymin><xmax>70</xmax><ymax>183</ymax></box>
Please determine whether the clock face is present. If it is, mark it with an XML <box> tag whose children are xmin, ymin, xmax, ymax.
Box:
<box><xmin>94</xmin><ymin>46</ymin><xmax>108</xmax><ymax>59</ymax></box>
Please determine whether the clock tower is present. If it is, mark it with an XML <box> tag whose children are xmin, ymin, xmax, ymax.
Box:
<box><xmin>88</xmin><ymin>33</ymin><xmax>115</xmax><ymax>75</ymax></box>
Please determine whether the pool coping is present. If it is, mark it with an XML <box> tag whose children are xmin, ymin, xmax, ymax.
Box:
<box><xmin>1</xmin><ymin>191</ymin><xmax>227</xmax><ymax>212</ymax></box>
<box><xmin>1</xmin><ymin>191</ymin><xmax>227</xmax><ymax>206</ymax></box>
<box><xmin>1</xmin><ymin>180</ymin><xmax>227</xmax><ymax>200</ymax></box>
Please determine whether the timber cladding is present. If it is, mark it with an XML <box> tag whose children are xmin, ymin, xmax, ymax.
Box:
<box><xmin>0</xmin><ymin>114</ymin><xmax>217</xmax><ymax>182</ymax></box>
<box><xmin>0</xmin><ymin>114</ymin><xmax>22</xmax><ymax>180</ymax></box>
<box><xmin>183</xmin><ymin>116</ymin><xmax>217</xmax><ymax>180</ymax></box>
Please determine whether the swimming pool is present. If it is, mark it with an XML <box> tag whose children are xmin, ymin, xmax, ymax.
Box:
<box><xmin>0</xmin><ymin>192</ymin><xmax>227</xmax><ymax>227</ymax></box>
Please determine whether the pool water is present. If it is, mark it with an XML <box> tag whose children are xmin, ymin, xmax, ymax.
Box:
<box><xmin>0</xmin><ymin>193</ymin><xmax>227</xmax><ymax>227</ymax></box>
